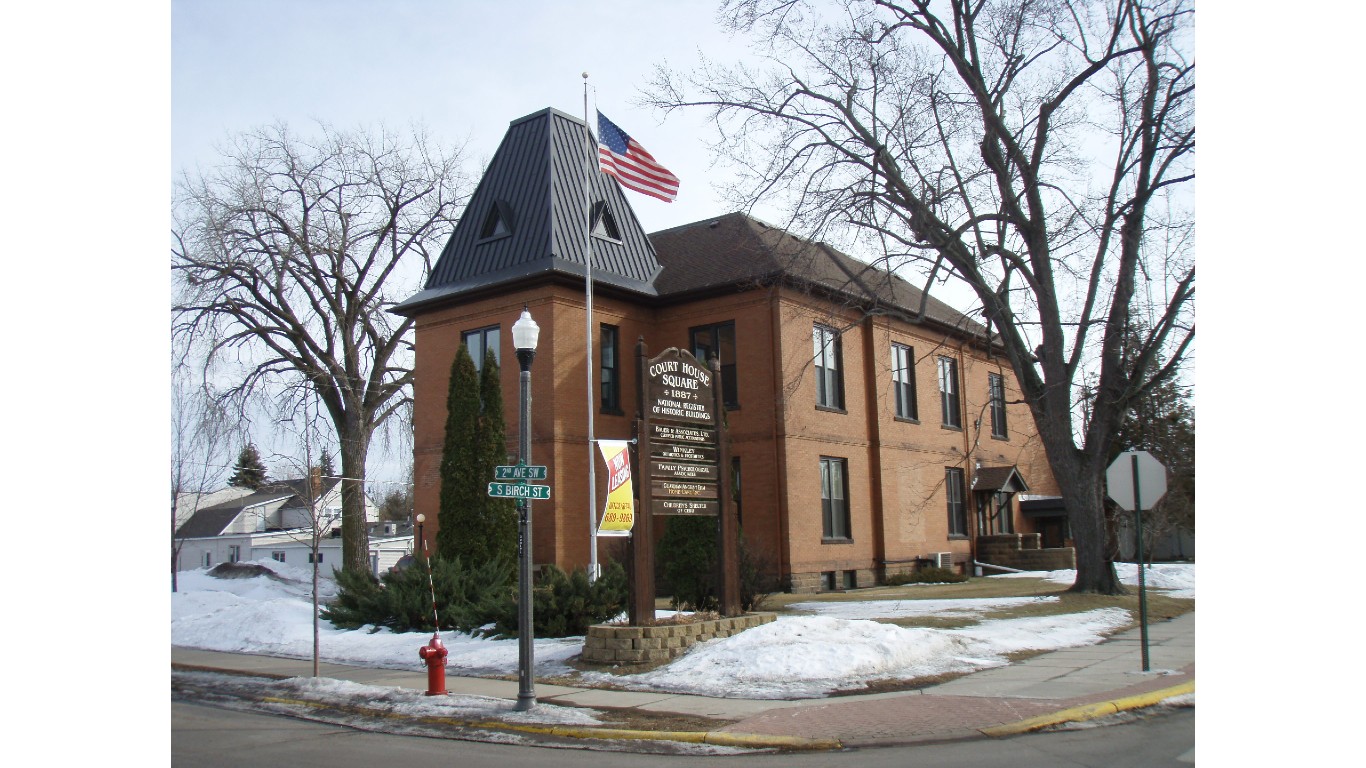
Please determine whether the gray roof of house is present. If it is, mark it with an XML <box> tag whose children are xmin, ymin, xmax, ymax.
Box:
<box><xmin>174</xmin><ymin>477</ymin><xmax>340</xmax><ymax>538</ymax></box>
<box><xmin>649</xmin><ymin>213</ymin><xmax>987</xmax><ymax>336</ymax></box>
<box><xmin>393</xmin><ymin>108</ymin><xmax>661</xmax><ymax>315</ymax></box>
<box><xmin>393</xmin><ymin>107</ymin><xmax>986</xmax><ymax>342</ymax></box>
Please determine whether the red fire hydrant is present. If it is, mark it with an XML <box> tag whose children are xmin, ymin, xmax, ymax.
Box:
<box><xmin>418</xmin><ymin>634</ymin><xmax>448</xmax><ymax>696</ymax></box>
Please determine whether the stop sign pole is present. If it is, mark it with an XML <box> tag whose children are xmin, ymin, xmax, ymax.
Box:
<box><xmin>1106</xmin><ymin>450</ymin><xmax>1168</xmax><ymax>672</ymax></box>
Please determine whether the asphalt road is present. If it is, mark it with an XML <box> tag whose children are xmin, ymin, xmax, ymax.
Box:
<box><xmin>172</xmin><ymin>700</ymin><xmax>1195</xmax><ymax>767</ymax></box>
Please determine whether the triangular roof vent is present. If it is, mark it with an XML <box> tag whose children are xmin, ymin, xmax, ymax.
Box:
<box><xmin>591</xmin><ymin>201</ymin><xmax>621</xmax><ymax>241</ymax></box>
<box><xmin>479</xmin><ymin>200</ymin><xmax>513</xmax><ymax>241</ymax></box>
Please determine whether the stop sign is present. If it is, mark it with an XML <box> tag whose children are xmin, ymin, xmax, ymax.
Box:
<box><xmin>1106</xmin><ymin>450</ymin><xmax>1167</xmax><ymax>511</ymax></box>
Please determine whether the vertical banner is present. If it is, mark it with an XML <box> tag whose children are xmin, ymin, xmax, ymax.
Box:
<box><xmin>597</xmin><ymin>440</ymin><xmax>634</xmax><ymax>536</ymax></box>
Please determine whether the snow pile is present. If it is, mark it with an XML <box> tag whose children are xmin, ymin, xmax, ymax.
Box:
<box><xmin>273</xmin><ymin>676</ymin><xmax>603</xmax><ymax>725</ymax></box>
<box><xmin>172</xmin><ymin>560</ymin><xmax>1192</xmax><ymax>698</ymax></box>
<box><xmin>590</xmin><ymin>608</ymin><xmax>1131</xmax><ymax>699</ymax></box>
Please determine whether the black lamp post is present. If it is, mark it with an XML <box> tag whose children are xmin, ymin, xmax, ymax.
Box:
<box><xmin>511</xmin><ymin>307</ymin><xmax>540</xmax><ymax>711</ymax></box>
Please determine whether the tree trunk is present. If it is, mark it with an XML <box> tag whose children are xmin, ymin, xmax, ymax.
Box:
<box><xmin>339</xmin><ymin>426</ymin><xmax>372</xmax><ymax>574</ymax></box>
<box><xmin>1031</xmin><ymin>414</ymin><xmax>1124</xmax><ymax>594</ymax></box>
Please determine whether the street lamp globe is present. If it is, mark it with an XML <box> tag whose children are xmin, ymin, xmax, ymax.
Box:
<box><xmin>512</xmin><ymin>307</ymin><xmax>540</xmax><ymax>352</ymax></box>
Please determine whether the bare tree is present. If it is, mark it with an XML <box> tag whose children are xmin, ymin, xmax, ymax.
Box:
<box><xmin>173</xmin><ymin>122</ymin><xmax>471</xmax><ymax>574</ymax></box>
<box><xmin>171</xmin><ymin>370</ymin><xmax>234</xmax><ymax>592</ymax></box>
<box><xmin>650</xmin><ymin>0</ymin><xmax>1193</xmax><ymax>593</ymax></box>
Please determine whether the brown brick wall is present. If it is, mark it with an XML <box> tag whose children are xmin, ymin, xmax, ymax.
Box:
<box><xmin>408</xmin><ymin>281</ymin><xmax>1060</xmax><ymax>589</ymax></box>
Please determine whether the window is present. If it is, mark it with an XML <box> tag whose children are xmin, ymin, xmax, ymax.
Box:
<box><xmin>814</xmin><ymin>325</ymin><xmax>844</xmax><ymax>409</ymax></box>
<box><xmin>272</xmin><ymin>551</ymin><xmax>286</xmax><ymax>563</ymax></box>
<box><xmin>590</xmin><ymin>201</ymin><xmax>621</xmax><ymax>241</ymax></box>
<box><xmin>308</xmin><ymin>551</ymin><xmax>324</xmax><ymax>564</ymax></box>
<box><xmin>202</xmin><ymin>552</ymin><xmax>212</xmax><ymax>568</ymax></box>
<box><xmin>892</xmin><ymin>343</ymin><xmax>917</xmax><ymax>420</ymax></box>
<box><xmin>690</xmin><ymin>321</ymin><xmax>738</xmax><ymax>407</ymax></box>
<box><xmin>601</xmin><ymin>324</ymin><xmax>621</xmax><ymax>413</ymax></box>
<box><xmin>842</xmin><ymin>570</ymin><xmax>858</xmax><ymax>590</ymax></box>
<box><xmin>989</xmin><ymin>373</ymin><xmax>1008</xmax><ymax>439</ymax></box>
<box><xmin>228</xmin><ymin>545</ymin><xmax>241</xmax><ymax>564</ymax></box>
<box><xmin>946</xmin><ymin>467</ymin><xmax>967</xmax><ymax>536</ymax></box>
<box><xmin>820</xmin><ymin>457</ymin><xmax>850</xmax><ymax>540</ymax></box>
<box><xmin>822</xmin><ymin>571</ymin><xmax>837</xmax><ymax>591</ymax></box>
<box><xmin>938</xmin><ymin>357</ymin><xmax>960</xmax><ymax>428</ymax></box>
<box><xmin>478</xmin><ymin>200</ymin><xmax>513</xmax><ymax>241</ymax></box>
<box><xmin>462</xmin><ymin>325</ymin><xmax>501</xmax><ymax>371</ymax></box>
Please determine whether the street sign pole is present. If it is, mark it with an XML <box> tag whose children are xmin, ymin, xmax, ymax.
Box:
<box><xmin>1130</xmin><ymin>453</ymin><xmax>1150</xmax><ymax>672</ymax></box>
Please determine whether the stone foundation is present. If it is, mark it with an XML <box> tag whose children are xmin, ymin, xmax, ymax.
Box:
<box><xmin>976</xmin><ymin>533</ymin><xmax>1076</xmax><ymax>571</ymax></box>
<box><xmin>581</xmin><ymin>612</ymin><xmax>777</xmax><ymax>666</ymax></box>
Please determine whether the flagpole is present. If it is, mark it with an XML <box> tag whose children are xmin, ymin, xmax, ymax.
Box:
<box><xmin>583</xmin><ymin>72</ymin><xmax>600</xmax><ymax>583</ymax></box>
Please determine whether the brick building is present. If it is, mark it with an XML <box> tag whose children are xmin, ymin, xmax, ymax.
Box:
<box><xmin>394</xmin><ymin>108</ymin><xmax>1069</xmax><ymax>592</ymax></box>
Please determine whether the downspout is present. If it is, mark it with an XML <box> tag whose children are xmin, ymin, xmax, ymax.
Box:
<box><xmin>957</xmin><ymin>339</ymin><xmax>976</xmax><ymax>572</ymax></box>
<box><xmin>862</xmin><ymin>315</ymin><xmax>887</xmax><ymax>584</ymax></box>
<box><xmin>770</xmin><ymin>291</ymin><xmax>791</xmax><ymax>586</ymax></box>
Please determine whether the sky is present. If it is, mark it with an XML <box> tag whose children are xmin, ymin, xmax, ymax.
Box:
<box><xmin>172</xmin><ymin>558</ymin><xmax>1195</xmax><ymax>700</ymax></box>
<box><xmin>171</xmin><ymin>0</ymin><xmax>772</xmax><ymax>237</ymax></box>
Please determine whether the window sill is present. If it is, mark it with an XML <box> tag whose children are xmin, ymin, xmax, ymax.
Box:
<box><xmin>948</xmin><ymin>534</ymin><xmax>970</xmax><ymax>541</ymax></box>
<box><xmin>816</xmin><ymin>404</ymin><xmax>848</xmax><ymax>415</ymax></box>
<box><xmin>821</xmin><ymin>537</ymin><xmax>854</xmax><ymax>545</ymax></box>
<box><xmin>475</xmin><ymin>232</ymin><xmax>511</xmax><ymax>245</ymax></box>
<box><xmin>600</xmin><ymin>407</ymin><xmax>625</xmax><ymax>417</ymax></box>
<box><xmin>941</xmin><ymin>424</ymin><xmax>962</xmax><ymax>432</ymax></box>
<box><xmin>894</xmin><ymin>415</ymin><xmax>920</xmax><ymax>425</ymax></box>
<box><xmin>991</xmin><ymin>433</ymin><xmax>1009</xmax><ymax>441</ymax></box>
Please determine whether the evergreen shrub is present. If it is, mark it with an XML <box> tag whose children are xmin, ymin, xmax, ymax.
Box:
<box><xmin>484</xmin><ymin>561</ymin><xmax>628</xmax><ymax>638</ymax></box>
<box><xmin>322</xmin><ymin>555</ymin><xmax>512</xmax><ymax>633</ymax></box>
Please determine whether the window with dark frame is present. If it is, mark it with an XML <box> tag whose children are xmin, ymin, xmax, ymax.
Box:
<box><xmin>308</xmin><ymin>551</ymin><xmax>324</xmax><ymax>564</ymax></box>
<box><xmin>814</xmin><ymin>325</ymin><xmax>844</xmax><ymax>409</ymax></box>
<box><xmin>938</xmin><ymin>356</ymin><xmax>961</xmax><ymax>428</ymax></box>
<box><xmin>591</xmin><ymin>201</ymin><xmax>622</xmax><ymax>241</ymax></box>
<box><xmin>601</xmin><ymin>324</ymin><xmax>620</xmax><ymax>413</ymax></box>
<box><xmin>892</xmin><ymin>343</ymin><xmax>917</xmax><ymax>420</ymax></box>
<box><xmin>272</xmin><ymin>551</ymin><xmax>286</xmax><ymax>563</ymax></box>
<box><xmin>689</xmin><ymin>321</ymin><xmax>738</xmax><ymax>407</ymax></box>
<box><xmin>946</xmin><ymin>467</ymin><xmax>967</xmax><ymax>536</ymax></box>
<box><xmin>820</xmin><ymin>456</ymin><xmax>850</xmax><ymax>540</ymax></box>
<box><xmin>461</xmin><ymin>325</ymin><xmax>501</xmax><ymax>372</ymax></box>
<box><xmin>989</xmin><ymin>372</ymin><xmax>1008</xmax><ymax>438</ymax></box>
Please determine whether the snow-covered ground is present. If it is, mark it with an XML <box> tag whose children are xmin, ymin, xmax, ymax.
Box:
<box><xmin>172</xmin><ymin>559</ymin><xmax>1194</xmax><ymax>700</ymax></box>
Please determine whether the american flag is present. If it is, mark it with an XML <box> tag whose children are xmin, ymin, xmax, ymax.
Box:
<box><xmin>597</xmin><ymin>112</ymin><xmax>679</xmax><ymax>203</ymax></box>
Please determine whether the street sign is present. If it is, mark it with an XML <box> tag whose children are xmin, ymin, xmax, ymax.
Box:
<box><xmin>487</xmin><ymin>482</ymin><xmax>551</xmax><ymax>500</ymax></box>
<box><xmin>495</xmin><ymin>465</ymin><xmax>548</xmax><ymax>480</ymax></box>
<box><xmin>1105</xmin><ymin>450</ymin><xmax>1167</xmax><ymax>511</ymax></box>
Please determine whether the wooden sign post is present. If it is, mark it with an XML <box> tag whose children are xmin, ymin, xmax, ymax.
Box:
<box><xmin>629</xmin><ymin>340</ymin><xmax>741</xmax><ymax>625</ymax></box>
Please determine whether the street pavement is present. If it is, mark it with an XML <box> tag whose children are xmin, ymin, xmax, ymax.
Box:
<box><xmin>172</xmin><ymin>611</ymin><xmax>1194</xmax><ymax>749</ymax></box>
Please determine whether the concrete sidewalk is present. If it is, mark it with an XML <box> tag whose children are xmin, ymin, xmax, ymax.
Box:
<box><xmin>172</xmin><ymin>611</ymin><xmax>1194</xmax><ymax>748</ymax></box>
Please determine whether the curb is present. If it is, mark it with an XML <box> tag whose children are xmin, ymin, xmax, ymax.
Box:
<box><xmin>979</xmin><ymin>680</ymin><xmax>1195</xmax><ymax>737</ymax></box>
<box><xmin>258</xmin><ymin>695</ymin><xmax>842</xmax><ymax>751</ymax></box>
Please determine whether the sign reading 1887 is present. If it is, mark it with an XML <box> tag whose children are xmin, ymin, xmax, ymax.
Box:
<box><xmin>646</xmin><ymin>356</ymin><xmax>715</xmax><ymax>426</ymax></box>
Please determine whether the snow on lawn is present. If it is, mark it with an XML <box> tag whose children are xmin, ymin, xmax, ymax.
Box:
<box><xmin>994</xmin><ymin>562</ymin><xmax>1196</xmax><ymax>599</ymax></box>
<box><xmin>172</xmin><ymin>560</ymin><xmax>1193</xmax><ymax>700</ymax></box>
<box><xmin>789</xmin><ymin>595</ymin><xmax>1058</xmax><ymax>620</ymax></box>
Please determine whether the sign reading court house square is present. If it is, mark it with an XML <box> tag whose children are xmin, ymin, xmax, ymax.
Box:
<box><xmin>646</xmin><ymin>351</ymin><xmax>715</xmax><ymax>426</ymax></box>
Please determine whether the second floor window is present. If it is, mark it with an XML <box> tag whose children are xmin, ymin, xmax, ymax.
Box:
<box><xmin>601</xmin><ymin>324</ymin><xmax>621</xmax><ymax>413</ymax></box>
<box><xmin>814</xmin><ymin>325</ymin><xmax>844</xmax><ymax>409</ymax></box>
<box><xmin>690</xmin><ymin>321</ymin><xmax>738</xmax><ymax>407</ymax></box>
<box><xmin>989</xmin><ymin>372</ymin><xmax>1008</xmax><ymax>438</ymax></box>
<box><xmin>938</xmin><ymin>356</ymin><xmax>960</xmax><ymax>428</ymax></box>
<box><xmin>892</xmin><ymin>343</ymin><xmax>917</xmax><ymax>420</ymax></box>
<box><xmin>462</xmin><ymin>325</ymin><xmax>500</xmax><ymax>371</ymax></box>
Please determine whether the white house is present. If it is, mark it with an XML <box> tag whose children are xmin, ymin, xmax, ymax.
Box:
<box><xmin>174</xmin><ymin>473</ymin><xmax>404</xmax><ymax>575</ymax></box>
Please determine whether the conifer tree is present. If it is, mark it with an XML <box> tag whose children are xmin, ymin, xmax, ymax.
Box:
<box><xmin>437</xmin><ymin>346</ymin><xmax>480</xmax><ymax>562</ymax></box>
<box><xmin>476</xmin><ymin>349</ymin><xmax>517</xmax><ymax>565</ymax></box>
<box><xmin>228</xmin><ymin>443</ymin><xmax>269</xmax><ymax>490</ymax></box>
